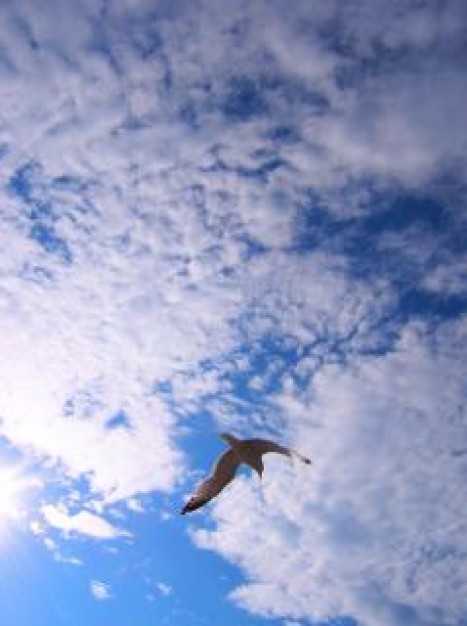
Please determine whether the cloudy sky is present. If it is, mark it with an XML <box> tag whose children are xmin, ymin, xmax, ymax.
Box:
<box><xmin>0</xmin><ymin>1</ymin><xmax>466</xmax><ymax>625</ymax></box>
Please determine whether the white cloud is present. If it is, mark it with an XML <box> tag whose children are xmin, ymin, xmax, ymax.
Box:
<box><xmin>422</xmin><ymin>260</ymin><xmax>467</xmax><ymax>296</ymax></box>
<box><xmin>0</xmin><ymin>2</ymin><xmax>465</xmax><ymax>623</ymax></box>
<box><xmin>41</xmin><ymin>536</ymin><xmax>83</xmax><ymax>565</ymax></box>
<box><xmin>126</xmin><ymin>497</ymin><xmax>145</xmax><ymax>513</ymax></box>
<box><xmin>56</xmin><ymin>554</ymin><xmax>83</xmax><ymax>566</ymax></box>
<box><xmin>192</xmin><ymin>318</ymin><xmax>467</xmax><ymax>626</ymax></box>
<box><xmin>156</xmin><ymin>582</ymin><xmax>172</xmax><ymax>596</ymax></box>
<box><xmin>90</xmin><ymin>580</ymin><xmax>113</xmax><ymax>601</ymax></box>
<box><xmin>41</xmin><ymin>504</ymin><xmax>130</xmax><ymax>539</ymax></box>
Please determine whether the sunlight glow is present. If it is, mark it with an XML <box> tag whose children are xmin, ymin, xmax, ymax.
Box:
<box><xmin>0</xmin><ymin>470</ymin><xmax>27</xmax><ymax>520</ymax></box>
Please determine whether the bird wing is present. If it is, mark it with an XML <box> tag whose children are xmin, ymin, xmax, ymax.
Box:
<box><xmin>247</xmin><ymin>438</ymin><xmax>312</xmax><ymax>464</ymax></box>
<box><xmin>181</xmin><ymin>449</ymin><xmax>240</xmax><ymax>514</ymax></box>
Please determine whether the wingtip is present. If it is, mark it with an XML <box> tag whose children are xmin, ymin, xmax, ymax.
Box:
<box><xmin>180</xmin><ymin>501</ymin><xmax>192</xmax><ymax>515</ymax></box>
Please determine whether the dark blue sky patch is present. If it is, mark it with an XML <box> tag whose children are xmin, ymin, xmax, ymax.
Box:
<box><xmin>399</xmin><ymin>289</ymin><xmax>466</xmax><ymax>322</ymax></box>
<box><xmin>105</xmin><ymin>410</ymin><xmax>132</xmax><ymax>431</ymax></box>
<box><xmin>27</xmin><ymin>200</ymin><xmax>55</xmax><ymax>223</ymax></box>
<box><xmin>8</xmin><ymin>163</ymin><xmax>99</xmax><ymax>262</ymax></box>
<box><xmin>178</xmin><ymin>102</ymin><xmax>198</xmax><ymax>127</ymax></box>
<box><xmin>237</xmin><ymin>235</ymin><xmax>269</xmax><ymax>261</ymax></box>
<box><xmin>8</xmin><ymin>161</ymin><xmax>41</xmax><ymax>202</ymax></box>
<box><xmin>340</xmin><ymin>227</ymin><xmax>429</xmax><ymax>300</ymax></box>
<box><xmin>222</xmin><ymin>77</ymin><xmax>268</xmax><ymax>121</ymax></box>
<box><xmin>291</xmin><ymin>183</ymin><xmax>465</xmax><ymax>327</ymax></box>
<box><xmin>52</xmin><ymin>175</ymin><xmax>88</xmax><ymax>194</ymax></box>
<box><xmin>10</xmin><ymin>164</ymin><xmax>92</xmax><ymax>208</ymax></box>
<box><xmin>9</xmin><ymin>163</ymin><xmax>70</xmax><ymax>221</ymax></box>
<box><xmin>363</xmin><ymin>193</ymin><xmax>447</xmax><ymax>235</ymax></box>
<box><xmin>274</xmin><ymin>77</ymin><xmax>330</xmax><ymax>114</ymax></box>
<box><xmin>267</xmin><ymin>125</ymin><xmax>300</xmax><ymax>145</ymax></box>
<box><xmin>30</xmin><ymin>222</ymin><xmax>72</xmax><ymax>263</ymax></box>
<box><xmin>291</xmin><ymin>204</ymin><xmax>350</xmax><ymax>253</ymax></box>
<box><xmin>285</xmin><ymin>180</ymin><xmax>467</xmax><ymax>356</ymax></box>
<box><xmin>345</xmin><ymin>192</ymin><xmax>459</xmax><ymax>282</ymax></box>
<box><xmin>153</xmin><ymin>379</ymin><xmax>173</xmax><ymax>396</ymax></box>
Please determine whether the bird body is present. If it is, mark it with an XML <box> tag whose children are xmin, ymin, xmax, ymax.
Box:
<box><xmin>219</xmin><ymin>432</ymin><xmax>265</xmax><ymax>477</ymax></box>
<box><xmin>181</xmin><ymin>433</ymin><xmax>311</xmax><ymax>514</ymax></box>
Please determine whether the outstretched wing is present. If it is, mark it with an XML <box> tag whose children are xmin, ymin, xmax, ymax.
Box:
<box><xmin>247</xmin><ymin>438</ymin><xmax>312</xmax><ymax>464</ymax></box>
<box><xmin>181</xmin><ymin>449</ymin><xmax>240</xmax><ymax>514</ymax></box>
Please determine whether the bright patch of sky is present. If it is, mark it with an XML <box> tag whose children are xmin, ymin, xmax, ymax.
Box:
<box><xmin>0</xmin><ymin>1</ymin><xmax>466</xmax><ymax>625</ymax></box>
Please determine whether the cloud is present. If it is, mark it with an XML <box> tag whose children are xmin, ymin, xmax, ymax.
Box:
<box><xmin>156</xmin><ymin>582</ymin><xmax>172</xmax><ymax>597</ymax></box>
<box><xmin>41</xmin><ymin>536</ymin><xmax>83</xmax><ymax>565</ymax></box>
<box><xmin>0</xmin><ymin>1</ymin><xmax>465</xmax><ymax>623</ymax></box>
<box><xmin>41</xmin><ymin>504</ymin><xmax>130</xmax><ymax>539</ymax></box>
<box><xmin>90</xmin><ymin>580</ymin><xmax>113</xmax><ymax>601</ymax></box>
<box><xmin>192</xmin><ymin>318</ymin><xmax>467</xmax><ymax>626</ymax></box>
<box><xmin>422</xmin><ymin>259</ymin><xmax>467</xmax><ymax>297</ymax></box>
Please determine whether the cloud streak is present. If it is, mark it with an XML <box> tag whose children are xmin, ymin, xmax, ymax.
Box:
<box><xmin>41</xmin><ymin>504</ymin><xmax>129</xmax><ymax>539</ymax></box>
<box><xmin>90</xmin><ymin>580</ymin><xmax>113</xmax><ymax>600</ymax></box>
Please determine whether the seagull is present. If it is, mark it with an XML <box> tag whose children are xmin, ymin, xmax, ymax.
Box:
<box><xmin>181</xmin><ymin>432</ymin><xmax>312</xmax><ymax>514</ymax></box>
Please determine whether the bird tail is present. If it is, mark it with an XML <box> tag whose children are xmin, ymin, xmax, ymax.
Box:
<box><xmin>291</xmin><ymin>450</ymin><xmax>312</xmax><ymax>465</ymax></box>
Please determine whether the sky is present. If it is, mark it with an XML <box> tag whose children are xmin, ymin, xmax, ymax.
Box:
<box><xmin>0</xmin><ymin>0</ymin><xmax>466</xmax><ymax>625</ymax></box>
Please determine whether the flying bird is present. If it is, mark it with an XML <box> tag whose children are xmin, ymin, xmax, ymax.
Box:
<box><xmin>181</xmin><ymin>432</ymin><xmax>312</xmax><ymax>514</ymax></box>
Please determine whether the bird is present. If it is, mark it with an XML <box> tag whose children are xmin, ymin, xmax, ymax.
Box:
<box><xmin>180</xmin><ymin>432</ymin><xmax>312</xmax><ymax>514</ymax></box>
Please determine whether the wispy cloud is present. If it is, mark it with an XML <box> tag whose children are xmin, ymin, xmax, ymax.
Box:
<box><xmin>156</xmin><ymin>582</ymin><xmax>172</xmax><ymax>597</ymax></box>
<box><xmin>41</xmin><ymin>504</ymin><xmax>130</xmax><ymax>539</ymax></box>
<box><xmin>90</xmin><ymin>580</ymin><xmax>113</xmax><ymax>601</ymax></box>
<box><xmin>41</xmin><ymin>536</ymin><xmax>83</xmax><ymax>565</ymax></box>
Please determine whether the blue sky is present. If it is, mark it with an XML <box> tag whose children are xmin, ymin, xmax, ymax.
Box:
<box><xmin>0</xmin><ymin>1</ymin><xmax>466</xmax><ymax>625</ymax></box>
